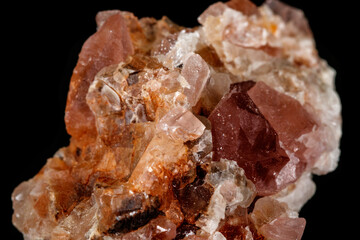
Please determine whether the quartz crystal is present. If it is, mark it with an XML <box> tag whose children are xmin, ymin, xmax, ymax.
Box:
<box><xmin>12</xmin><ymin>0</ymin><xmax>341</xmax><ymax>239</ymax></box>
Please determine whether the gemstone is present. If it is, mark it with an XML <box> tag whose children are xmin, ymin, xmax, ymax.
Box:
<box><xmin>209</xmin><ymin>80</ymin><xmax>317</xmax><ymax>195</ymax></box>
<box><xmin>12</xmin><ymin>1</ymin><xmax>341</xmax><ymax>239</ymax></box>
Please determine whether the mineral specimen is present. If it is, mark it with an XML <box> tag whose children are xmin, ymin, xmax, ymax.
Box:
<box><xmin>12</xmin><ymin>0</ymin><xmax>341</xmax><ymax>239</ymax></box>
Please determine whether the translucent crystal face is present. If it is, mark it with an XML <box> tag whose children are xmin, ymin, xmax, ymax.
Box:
<box><xmin>209</xmin><ymin>80</ymin><xmax>318</xmax><ymax>196</ymax></box>
<box><xmin>11</xmin><ymin>0</ymin><xmax>341</xmax><ymax>239</ymax></box>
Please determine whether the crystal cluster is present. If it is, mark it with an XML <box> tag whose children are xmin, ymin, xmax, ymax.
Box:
<box><xmin>12</xmin><ymin>0</ymin><xmax>341</xmax><ymax>239</ymax></box>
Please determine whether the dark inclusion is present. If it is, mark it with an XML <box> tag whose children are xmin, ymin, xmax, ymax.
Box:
<box><xmin>107</xmin><ymin>195</ymin><xmax>161</xmax><ymax>234</ymax></box>
<box><xmin>126</xmin><ymin>71</ymin><xmax>140</xmax><ymax>86</ymax></box>
<box><xmin>175</xmin><ymin>221</ymin><xmax>200</xmax><ymax>239</ymax></box>
<box><xmin>173</xmin><ymin>166</ymin><xmax>214</xmax><ymax>223</ymax></box>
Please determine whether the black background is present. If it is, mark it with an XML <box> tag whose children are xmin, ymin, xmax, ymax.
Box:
<box><xmin>3</xmin><ymin>0</ymin><xmax>356</xmax><ymax>239</ymax></box>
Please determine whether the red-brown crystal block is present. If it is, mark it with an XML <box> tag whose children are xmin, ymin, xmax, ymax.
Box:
<box><xmin>226</xmin><ymin>0</ymin><xmax>258</xmax><ymax>16</ymax></box>
<box><xmin>248</xmin><ymin>81</ymin><xmax>316</xmax><ymax>167</ymax></box>
<box><xmin>65</xmin><ymin>13</ymin><xmax>134</xmax><ymax>143</ymax></box>
<box><xmin>209</xmin><ymin>81</ymin><xmax>316</xmax><ymax>195</ymax></box>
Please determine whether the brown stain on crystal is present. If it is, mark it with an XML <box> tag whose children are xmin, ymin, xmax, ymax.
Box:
<box><xmin>196</xmin><ymin>46</ymin><xmax>224</xmax><ymax>68</ymax></box>
<box><xmin>32</xmin><ymin>191</ymin><xmax>50</xmax><ymax>219</ymax></box>
<box><xmin>173</xmin><ymin>166</ymin><xmax>213</xmax><ymax>224</ymax></box>
<box><xmin>226</xmin><ymin>0</ymin><xmax>259</xmax><ymax>16</ymax></box>
<box><xmin>65</xmin><ymin>13</ymin><xmax>134</xmax><ymax>144</ymax></box>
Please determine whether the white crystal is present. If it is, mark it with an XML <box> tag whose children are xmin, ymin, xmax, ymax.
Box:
<box><xmin>196</xmin><ymin>186</ymin><xmax>226</xmax><ymax>235</ymax></box>
<box><xmin>158</xmin><ymin>30</ymin><xmax>203</xmax><ymax>69</ymax></box>
<box><xmin>273</xmin><ymin>172</ymin><xmax>316</xmax><ymax>212</ymax></box>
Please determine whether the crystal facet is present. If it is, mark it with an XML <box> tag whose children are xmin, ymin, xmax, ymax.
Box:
<box><xmin>209</xmin><ymin>80</ymin><xmax>318</xmax><ymax>195</ymax></box>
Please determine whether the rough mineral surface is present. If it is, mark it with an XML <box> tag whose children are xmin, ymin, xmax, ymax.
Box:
<box><xmin>12</xmin><ymin>0</ymin><xmax>341</xmax><ymax>239</ymax></box>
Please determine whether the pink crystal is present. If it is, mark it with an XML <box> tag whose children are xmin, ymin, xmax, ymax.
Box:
<box><xmin>182</xmin><ymin>53</ymin><xmax>210</xmax><ymax>107</ymax></box>
<box><xmin>259</xmin><ymin>217</ymin><xmax>306</xmax><ymax>240</ymax></box>
<box><xmin>265</xmin><ymin>0</ymin><xmax>312</xmax><ymax>36</ymax></box>
<box><xmin>157</xmin><ymin>106</ymin><xmax>206</xmax><ymax>142</ymax></box>
<box><xmin>198</xmin><ymin>2</ymin><xmax>227</xmax><ymax>25</ymax></box>
<box><xmin>209</xmin><ymin>81</ymin><xmax>316</xmax><ymax>195</ymax></box>
<box><xmin>250</xmin><ymin>197</ymin><xmax>306</xmax><ymax>239</ymax></box>
<box><xmin>65</xmin><ymin>13</ymin><xmax>134</xmax><ymax>143</ymax></box>
<box><xmin>250</xmin><ymin>197</ymin><xmax>288</xmax><ymax>228</ymax></box>
<box><xmin>248</xmin><ymin>81</ymin><xmax>317</xmax><ymax>166</ymax></box>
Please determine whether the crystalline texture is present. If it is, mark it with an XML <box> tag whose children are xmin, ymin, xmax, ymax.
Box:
<box><xmin>209</xmin><ymin>80</ymin><xmax>316</xmax><ymax>195</ymax></box>
<box><xmin>12</xmin><ymin>1</ymin><xmax>341</xmax><ymax>240</ymax></box>
<box><xmin>65</xmin><ymin>13</ymin><xmax>134</xmax><ymax>143</ymax></box>
<box><xmin>251</xmin><ymin>197</ymin><xmax>306</xmax><ymax>240</ymax></box>
<box><xmin>181</xmin><ymin>53</ymin><xmax>210</xmax><ymax>107</ymax></box>
<box><xmin>265</xmin><ymin>0</ymin><xmax>312</xmax><ymax>36</ymax></box>
<box><xmin>157</xmin><ymin>106</ymin><xmax>206</xmax><ymax>142</ymax></box>
<box><xmin>259</xmin><ymin>217</ymin><xmax>306</xmax><ymax>240</ymax></box>
<box><xmin>226</xmin><ymin>0</ymin><xmax>258</xmax><ymax>16</ymax></box>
